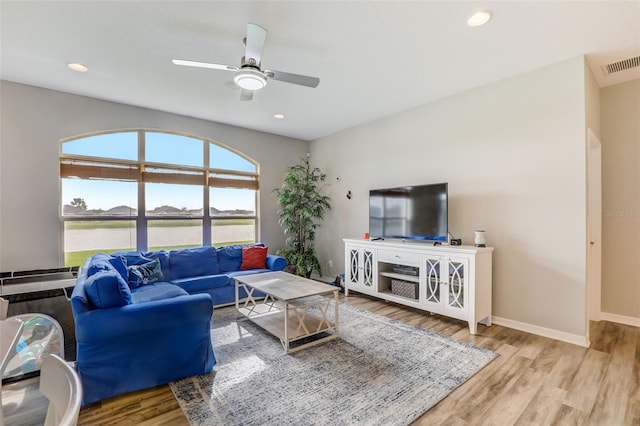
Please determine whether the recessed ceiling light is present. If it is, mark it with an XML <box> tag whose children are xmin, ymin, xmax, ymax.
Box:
<box><xmin>67</xmin><ymin>62</ymin><xmax>89</xmax><ymax>72</ymax></box>
<box><xmin>467</xmin><ymin>10</ymin><xmax>493</xmax><ymax>27</ymax></box>
<box><xmin>273</xmin><ymin>114</ymin><xmax>285</xmax><ymax>120</ymax></box>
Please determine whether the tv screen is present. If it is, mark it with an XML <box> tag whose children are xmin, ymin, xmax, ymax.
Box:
<box><xmin>369</xmin><ymin>183</ymin><xmax>448</xmax><ymax>241</ymax></box>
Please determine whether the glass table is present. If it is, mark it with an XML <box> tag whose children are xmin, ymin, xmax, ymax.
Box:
<box><xmin>2</xmin><ymin>314</ymin><xmax>64</xmax><ymax>383</ymax></box>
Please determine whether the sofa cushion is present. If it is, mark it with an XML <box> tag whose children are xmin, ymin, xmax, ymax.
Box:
<box><xmin>169</xmin><ymin>246</ymin><xmax>219</xmax><ymax>280</ymax></box>
<box><xmin>127</xmin><ymin>259</ymin><xmax>164</xmax><ymax>289</ymax></box>
<box><xmin>240</xmin><ymin>246</ymin><xmax>268</xmax><ymax>270</ymax></box>
<box><xmin>109</xmin><ymin>255</ymin><xmax>129</xmax><ymax>281</ymax></box>
<box><xmin>87</xmin><ymin>257</ymin><xmax>113</xmax><ymax>276</ymax></box>
<box><xmin>216</xmin><ymin>245</ymin><xmax>244</xmax><ymax>272</ymax></box>
<box><xmin>217</xmin><ymin>243</ymin><xmax>264</xmax><ymax>273</ymax></box>
<box><xmin>112</xmin><ymin>251</ymin><xmax>152</xmax><ymax>267</ymax></box>
<box><xmin>130</xmin><ymin>282</ymin><xmax>188</xmax><ymax>303</ymax></box>
<box><xmin>171</xmin><ymin>274</ymin><xmax>229</xmax><ymax>293</ymax></box>
<box><xmin>85</xmin><ymin>270</ymin><xmax>132</xmax><ymax>309</ymax></box>
<box><xmin>87</xmin><ymin>254</ymin><xmax>128</xmax><ymax>282</ymax></box>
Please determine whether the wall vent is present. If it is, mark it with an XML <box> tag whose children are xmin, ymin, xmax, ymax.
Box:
<box><xmin>602</xmin><ymin>56</ymin><xmax>640</xmax><ymax>75</ymax></box>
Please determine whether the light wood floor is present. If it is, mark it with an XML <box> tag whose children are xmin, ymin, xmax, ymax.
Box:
<box><xmin>3</xmin><ymin>294</ymin><xmax>639</xmax><ymax>425</ymax></box>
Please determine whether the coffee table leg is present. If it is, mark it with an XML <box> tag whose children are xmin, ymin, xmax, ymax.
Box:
<box><xmin>283</xmin><ymin>300</ymin><xmax>289</xmax><ymax>353</ymax></box>
<box><xmin>235</xmin><ymin>279</ymin><xmax>239</xmax><ymax>311</ymax></box>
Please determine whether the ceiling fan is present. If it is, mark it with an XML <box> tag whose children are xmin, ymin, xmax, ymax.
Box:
<box><xmin>172</xmin><ymin>23</ymin><xmax>319</xmax><ymax>101</ymax></box>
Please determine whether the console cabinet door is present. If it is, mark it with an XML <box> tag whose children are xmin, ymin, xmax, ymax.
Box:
<box><xmin>362</xmin><ymin>249</ymin><xmax>376</xmax><ymax>288</ymax></box>
<box><xmin>423</xmin><ymin>254</ymin><xmax>442</xmax><ymax>311</ymax></box>
<box><xmin>346</xmin><ymin>245</ymin><xmax>376</xmax><ymax>292</ymax></box>
<box><xmin>442</xmin><ymin>256</ymin><xmax>468</xmax><ymax>318</ymax></box>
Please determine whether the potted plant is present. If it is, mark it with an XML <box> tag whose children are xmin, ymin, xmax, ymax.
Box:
<box><xmin>273</xmin><ymin>157</ymin><xmax>331</xmax><ymax>277</ymax></box>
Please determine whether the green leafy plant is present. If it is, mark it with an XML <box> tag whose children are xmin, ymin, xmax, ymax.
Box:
<box><xmin>273</xmin><ymin>157</ymin><xmax>331</xmax><ymax>277</ymax></box>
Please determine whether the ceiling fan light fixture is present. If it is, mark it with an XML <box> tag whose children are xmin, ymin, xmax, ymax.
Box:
<box><xmin>234</xmin><ymin>69</ymin><xmax>267</xmax><ymax>90</ymax></box>
<box><xmin>172</xmin><ymin>23</ymin><xmax>319</xmax><ymax>100</ymax></box>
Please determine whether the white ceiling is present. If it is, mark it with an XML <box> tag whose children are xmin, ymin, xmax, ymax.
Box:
<box><xmin>1</xmin><ymin>1</ymin><xmax>639</xmax><ymax>141</ymax></box>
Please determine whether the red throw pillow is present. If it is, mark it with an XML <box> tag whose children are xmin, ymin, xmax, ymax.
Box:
<box><xmin>240</xmin><ymin>246</ymin><xmax>268</xmax><ymax>270</ymax></box>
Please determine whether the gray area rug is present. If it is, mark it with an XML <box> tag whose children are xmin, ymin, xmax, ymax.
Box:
<box><xmin>170</xmin><ymin>302</ymin><xmax>497</xmax><ymax>426</ymax></box>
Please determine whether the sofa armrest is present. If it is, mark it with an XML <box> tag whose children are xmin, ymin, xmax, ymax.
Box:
<box><xmin>73</xmin><ymin>291</ymin><xmax>215</xmax><ymax>405</ymax></box>
<box><xmin>74</xmin><ymin>293</ymin><xmax>212</xmax><ymax>343</ymax></box>
<box><xmin>266</xmin><ymin>254</ymin><xmax>287</xmax><ymax>271</ymax></box>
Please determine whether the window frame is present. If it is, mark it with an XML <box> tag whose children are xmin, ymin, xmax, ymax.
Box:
<box><xmin>59</xmin><ymin>130</ymin><xmax>259</xmax><ymax>261</ymax></box>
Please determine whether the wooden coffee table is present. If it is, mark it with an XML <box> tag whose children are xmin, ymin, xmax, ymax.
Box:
<box><xmin>234</xmin><ymin>271</ymin><xmax>339</xmax><ymax>353</ymax></box>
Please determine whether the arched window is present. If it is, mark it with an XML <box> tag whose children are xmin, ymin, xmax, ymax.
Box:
<box><xmin>60</xmin><ymin>130</ymin><xmax>259</xmax><ymax>266</ymax></box>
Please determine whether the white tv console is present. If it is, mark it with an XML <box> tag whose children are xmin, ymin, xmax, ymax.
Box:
<box><xmin>343</xmin><ymin>238</ymin><xmax>493</xmax><ymax>334</ymax></box>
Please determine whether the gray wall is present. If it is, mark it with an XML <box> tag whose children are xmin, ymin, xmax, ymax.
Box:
<box><xmin>0</xmin><ymin>81</ymin><xmax>308</xmax><ymax>270</ymax></box>
<box><xmin>310</xmin><ymin>56</ymin><xmax>589</xmax><ymax>339</ymax></box>
<box><xmin>601</xmin><ymin>79</ymin><xmax>640</xmax><ymax>320</ymax></box>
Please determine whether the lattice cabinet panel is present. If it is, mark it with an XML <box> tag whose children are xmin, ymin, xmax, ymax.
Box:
<box><xmin>348</xmin><ymin>248</ymin><xmax>359</xmax><ymax>285</ymax></box>
<box><xmin>362</xmin><ymin>250</ymin><xmax>374</xmax><ymax>288</ymax></box>
<box><xmin>424</xmin><ymin>256</ymin><xmax>442</xmax><ymax>307</ymax></box>
<box><xmin>344</xmin><ymin>245</ymin><xmax>376</xmax><ymax>293</ymax></box>
<box><xmin>443</xmin><ymin>257</ymin><xmax>468</xmax><ymax>317</ymax></box>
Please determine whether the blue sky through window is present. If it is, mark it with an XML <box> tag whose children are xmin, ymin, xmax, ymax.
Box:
<box><xmin>61</xmin><ymin>132</ymin><xmax>257</xmax><ymax>212</ymax></box>
<box><xmin>146</xmin><ymin>132</ymin><xmax>203</xmax><ymax>167</ymax></box>
<box><xmin>210</xmin><ymin>188</ymin><xmax>255</xmax><ymax>214</ymax></box>
<box><xmin>210</xmin><ymin>143</ymin><xmax>256</xmax><ymax>172</ymax></box>
<box><xmin>62</xmin><ymin>132</ymin><xmax>137</xmax><ymax>160</ymax></box>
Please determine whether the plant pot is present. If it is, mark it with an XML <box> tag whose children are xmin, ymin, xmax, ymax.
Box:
<box><xmin>285</xmin><ymin>264</ymin><xmax>298</xmax><ymax>275</ymax></box>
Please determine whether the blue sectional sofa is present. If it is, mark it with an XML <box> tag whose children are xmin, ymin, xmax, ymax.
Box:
<box><xmin>71</xmin><ymin>244</ymin><xmax>286</xmax><ymax>405</ymax></box>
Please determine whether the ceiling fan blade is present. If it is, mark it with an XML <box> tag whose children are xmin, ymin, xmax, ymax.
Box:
<box><xmin>264</xmin><ymin>70</ymin><xmax>320</xmax><ymax>88</ymax></box>
<box><xmin>172</xmin><ymin>59</ymin><xmax>238</xmax><ymax>72</ymax></box>
<box><xmin>240</xmin><ymin>89</ymin><xmax>254</xmax><ymax>101</ymax></box>
<box><xmin>244</xmin><ymin>23</ymin><xmax>267</xmax><ymax>67</ymax></box>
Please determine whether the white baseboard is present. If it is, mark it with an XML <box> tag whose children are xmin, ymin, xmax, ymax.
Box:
<box><xmin>492</xmin><ymin>316</ymin><xmax>589</xmax><ymax>347</ymax></box>
<box><xmin>599</xmin><ymin>311</ymin><xmax>640</xmax><ymax>327</ymax></box>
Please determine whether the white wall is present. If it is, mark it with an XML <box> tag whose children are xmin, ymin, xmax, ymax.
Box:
<box><xmin>0</xmin><ymin>81</ymin><xmax>308</xmax><ymax>271</ymax></box>
<box><xmin>310</xmin><ymin>56</ymin><xmax>588</xmax><ymax>338</ymax></box>
<box><xmin>584</xmin><ymin>60</ymin><xmax>601</xmax><ymax>332</ymax></box>
<box><xmin>601</xmin><ymin>79</ymin><xmax>640</xmax><ymax>321</ymax></box>
<box><xmin>585</xmin><ymin>60</ymin><xmax>601</xmax><ymax>138</ymax></box>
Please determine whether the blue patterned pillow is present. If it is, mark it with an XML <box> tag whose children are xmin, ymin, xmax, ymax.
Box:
<box><xmin>127</xmin><ymin>259</ymin><xmax>164</xmax><ymax>289</ymax></box>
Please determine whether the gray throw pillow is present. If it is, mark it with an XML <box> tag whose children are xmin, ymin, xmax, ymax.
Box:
<box><xmin>127</xmin><ymin>259</ymin><xmax>164</xmax><ymax>288</ymax></box>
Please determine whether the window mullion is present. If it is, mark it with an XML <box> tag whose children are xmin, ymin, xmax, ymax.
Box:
<box><xmin>137</xmin><ymin>130</ymin><xmax>147</xmax><ymax>251</ymax></box>
<box><xmin>203</xmin><ymin>141</ymin><xmax>211</xmax><ymax>246</ymax></box>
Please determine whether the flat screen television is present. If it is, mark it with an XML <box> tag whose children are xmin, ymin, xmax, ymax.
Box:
<box><xmin>369</xmin><ymin>183</ymin><xmax>448</xmax><ymax>242</ymax></box>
